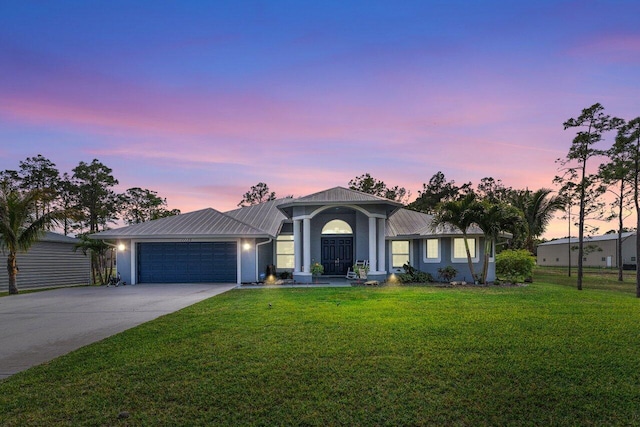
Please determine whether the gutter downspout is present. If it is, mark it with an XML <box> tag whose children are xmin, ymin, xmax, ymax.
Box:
<box><xmin>256</xmin><ymin>238</ymin><xmax>273</xmax><ymax>282</ymax></box>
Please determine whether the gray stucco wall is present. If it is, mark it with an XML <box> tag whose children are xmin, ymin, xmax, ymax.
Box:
<box><xmin>241</xmin><ymin>238</ymin><xmax>257</xmax><ymax>283</ymax></box>
<box><xmin>0</xmin><ymin>241</ymin><xmax>91</xmax><ymax>291</ymax></box>
<box><xmin>116</xmin><ymin>242</ymin><xmax>133</xmax><ymax>284</ymax></box>
<box><xmin>386</xmin><ymin>236</ymin><xmax>495</xmax><ymax>283</ymax></box>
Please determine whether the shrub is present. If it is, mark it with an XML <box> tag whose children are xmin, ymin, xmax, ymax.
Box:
<box><xmin>397</xmin><ymin>262</ymin><xmax>433</xmax><ymax>284</ymax></box>
<box><xmin>495</xmin><ymin>249</ymin><xmax>535</xmax><ymax>284</ymax></box>
<box><xmin>437</xmin><ymin>266</ymin><xmax>458</xmax><ymax>282</ymax></box>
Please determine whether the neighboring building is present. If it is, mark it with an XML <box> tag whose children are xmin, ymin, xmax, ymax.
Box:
<box><xmin>91</xmin><ymin>187</ymin><xmax>495</xmax><ymax>284</ymax></box>
<box><xmin>0</xmin><ymin>232</ymin><xmax>90</xmax><ymax>291</ymax></box>
<box><xmin>537</xmin><ymin>232</ymin><xmax>637</xmax><ymax>268</ymax></box>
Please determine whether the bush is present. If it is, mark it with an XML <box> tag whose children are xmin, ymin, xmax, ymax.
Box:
<box><xmin>397</xmin><ymin>262</ymin><xmax>434</xmax><ymax>284</ymax></box>
<box><xmin>495</xmin><ymin>249</ymin><xmax>535</xmax><ymax>284</ymax></box>
<box><xmin>437</xmin><ymin>266</ymin><xmax>458</xmax><ymax>282</ymax></box>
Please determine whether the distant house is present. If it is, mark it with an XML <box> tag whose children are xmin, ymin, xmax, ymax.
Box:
<box><xmin>0</xmin><ymin>232</ymin><xmax>90</xmax><ymax>290</ymax></box>
<box><xmin>537</xmin><ymin>232</ymin><xmax>637</xmax><ymax>268</ymax></box>
<box><xmin>92</xmin><ymin>187</ymin><xmax>496</xmax><ymax>284</ymax></box>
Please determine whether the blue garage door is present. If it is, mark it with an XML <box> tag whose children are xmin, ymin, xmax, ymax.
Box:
<box><xmin>137</xmin><ymin>242</ymin><xmax>237</xmax><ymax>283</ymax></box>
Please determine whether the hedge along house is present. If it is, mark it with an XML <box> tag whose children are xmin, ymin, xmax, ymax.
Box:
<box><xmin>0</xmin><ymin>232</ymin><xmax>90</xmax><ymax>291</ymax></box>
<box><xmin>91</xmin><ymin>187</ymin><xmax>494</xmax><ymax>284</ymax></box>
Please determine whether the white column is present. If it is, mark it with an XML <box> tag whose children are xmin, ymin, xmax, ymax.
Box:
<box><xmin>368</xmin><ymin>217</ymin><xmax>377</xmax><ymax>272</ymax></box>
<box><xmin>303</xmin><ymin>218</ymin><xmax>311</xmax><ymax>273</ymax></box>
<box><xmin>377</xmin><ymin>218</ymin><xmax>386</xmax><ymax>273</ymax></box>
<box><xmin>293</xmin><ymin>219</ymin><xmax>302</xmax><ymax>273</ymax></box>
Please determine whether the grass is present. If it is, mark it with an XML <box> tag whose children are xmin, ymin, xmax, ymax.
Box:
<box><xmin>1</xmin><ymin>272</ymin><xmax>640</xmax><ymax>425</ymax></box>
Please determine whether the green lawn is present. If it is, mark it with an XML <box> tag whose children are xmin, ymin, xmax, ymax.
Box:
<box><xmin>1</xmin><ymin>273</ymin><xmax>639</xmax><ymax>425</ymax></box>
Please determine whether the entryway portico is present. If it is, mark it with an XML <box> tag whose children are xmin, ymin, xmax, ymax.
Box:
<box><xmin>277</xmin><ymin>188</ymin><xmax>402</xmax><ymax>282</ymax></box>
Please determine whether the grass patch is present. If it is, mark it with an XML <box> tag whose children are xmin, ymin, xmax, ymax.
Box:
<box><xmin>1</xmin><ymin>278</ymin><xmax>640</xmax><ymax>425</ymax></box>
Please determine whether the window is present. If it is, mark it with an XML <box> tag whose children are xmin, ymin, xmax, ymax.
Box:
<box><xmin>453</xmin><ymin>238</ymin><xmax>476</xmax><ymax>259</ymax></box>
<box><xmin>276</xmin><ymin>235</ymin><xmax>294</xmax><ymax>268</ymax></box>
<box><xmin>632</xmin><ymin>257</ymin><xmax>637</xmax><ymax>262</ymax></box>
<box><xmin>321</xmin><ymin>220</ymin><xmax>352</xmax><ymax>234</ymax></box>
<box><xmin>424</xmin><ymin>238</ymin><xmax>440</xmax><ymax>262</ymax></box>
<box><xmin>602</xmin><ymin>257</ymin><xmax>606</xmax><ymax>262</ymax></box>
<box><xmin>556</xmin><ymin>258</ymin><xmax>559</xmax><ymax>262</ymax></box>
<box><xmin>543</xmin><ymin>258</ymin><xmax>546</xmax><ymax>262</ymax></box>
<box><xmin>392</xmin><ymin>240</ymin><xmax>410</xmax><ymax>268</ymax></box>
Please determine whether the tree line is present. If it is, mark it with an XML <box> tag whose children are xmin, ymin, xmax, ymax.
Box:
<box><xmin>0</xmin><ymin>155</ymin><xmax>180</xmax><ymax>293</ymax></box>
<box><xmin>554</xmin><ymin>103</ymin><xmax>640</xmax><ymax>296</ymax></box>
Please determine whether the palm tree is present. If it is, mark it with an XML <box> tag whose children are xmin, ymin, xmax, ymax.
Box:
<box><xmin>432</xmin><ymin>193</ymin><xmax>483</xmax><ymax>282</ymax></box>
<box><xmin>0</xmin><ymin>186</ymin><xmax>66</xmax><ymax>294</ymax></box>
<box><xmin>509</xmin><ymin>188</ymin><xmax>565</xmax><ymax>253</ymax></box>
<box><xmin>473</xmin><ymin>201</ymin><xmax>524</xmax><ymax>284</ymax></box>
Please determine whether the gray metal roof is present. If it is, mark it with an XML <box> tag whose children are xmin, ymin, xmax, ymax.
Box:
<box><xmin>539</xmin><ymin>231</ymin><xmax>636</xmax><ymax>246</ymax></box>
<box><xmin>386</xmin><ymin>208</ymin><xmax>483</xmax><ymax>237</ymax></box>
<box><xmin>281</xmin><ymin>186</ymin><xmax>402</xmax><ymax>205</ymax></box>
<box><xmin>278</xmin><ymin>186</ymin><xmax>402</xmax><ymax>219</ymax></box>
<box><xmin>225</xmin><ymin>198</ymin><xmax>289</xmax><ymax>237</ymax></box>
<box><xmin>91</xmin><ymin>208</ymin><xmax>269</xmax><ymax>239</ymax></box>
<box><xmin>41</xmin><ymin>231</ymin><xmax>79</xmax><ymax>243</ymax></box>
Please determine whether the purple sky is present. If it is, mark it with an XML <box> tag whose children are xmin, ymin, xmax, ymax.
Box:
<box><xmin>2</xmin><ymin>1</ymin><xmax>639</xmax><ymax>238</ymax></box>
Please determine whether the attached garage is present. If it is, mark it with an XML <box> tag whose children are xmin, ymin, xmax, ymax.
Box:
<box><xmin>137</xmin><ymin>242</ymin><xmax>237</xmax><ymax>283</ymax></box>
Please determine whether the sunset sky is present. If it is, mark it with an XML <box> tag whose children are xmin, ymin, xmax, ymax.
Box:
<box><xmin>2</xmin><ymin>1</ymin><xmax>639</xmax><ymax>238</ymax></box>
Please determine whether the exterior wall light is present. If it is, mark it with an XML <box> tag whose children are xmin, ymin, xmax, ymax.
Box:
<box><xmin>243</xmin><ymin>243</ymin><xmax>252</xmax><ymax>251</ymax></box>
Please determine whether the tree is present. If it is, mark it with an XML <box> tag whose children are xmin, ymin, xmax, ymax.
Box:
<box><xmin>508</xmin><ymin>188</ymin><xmax>565</xmax><ymax>253</ymax></box>
<box><xmin>348</xmin><ymin>173</ymin><xmax>410</xmax><ymax>203</ymax></box>
<box><xmin>0</xmin><ymin>170</ymin><xmax>20</xmax><ymax>192</ymax></box>
<box><xmin>0</xmin><ymin>186</ymin><xmax>66</xmax><ymax>294</ymax></box>
<box><xmin>121</xmin><ymin>187</ymin><xmax>180</xmax><ymax>224</ymax></box>
<box><xmin>473</xmin><ymin>200</ymin><xmax>524</xmax><ymax>284</ymax></box>
<box><xmin>57</xmin><ymin>173</ymin><xmax>77</xmax><ymax>236</ymax></box>
<box><xmin>73</xmin><ymin>234</ymin><xmax>114</xmax><ymax>285</ymax></box>
<box><xmin>614</xmin><ymin>117</ymin><xmax>640</xmax><ymax>297</ymax></box>
<box><xmin>432</xmin><ymin>193</ymin><xmax>483</xmax><ymax>282</ymax></box>
<box><xmin>238</xmin><ymin>182</ymin><xmax>276</xmax><ymax>207</ymax></box>
<box><xmin>476</xmin><ymin>177</ymin><xmax>512</xmax><ymax>203</ymax></box>
<box><xmin>18</xmin><ymin>155</ymin><xmax>60</xmax><ymax>220</ymax></box>
<box><xmin>408</xmin><ymin>171</ymin><xmax>470</xmax><ymax>213</ymax></box>
<box><xmin>72</xmin><ymin>159</ymin><xmax>119</xmax><ymax>233</ymax></box>
<box><xmin>555</xmin><ymin>103</ymin><xmax>622</xmax><ymax>290</ymax></box>
<box><xmin>599</xmin><ymin>130</ymin><xmax>633</xmax><ymax>281</ymax></box>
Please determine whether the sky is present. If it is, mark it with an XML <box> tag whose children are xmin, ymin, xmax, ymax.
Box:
<box><xmin>1</xmin><ymin>0</ymin><xmax>639</xmax><ymax>239</ymax></box>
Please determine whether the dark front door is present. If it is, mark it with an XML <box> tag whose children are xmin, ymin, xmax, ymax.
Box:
<box><xmin>321</xmin><ymin>237</ymin><xmax>353</xmax><ymax>275</ymax></box>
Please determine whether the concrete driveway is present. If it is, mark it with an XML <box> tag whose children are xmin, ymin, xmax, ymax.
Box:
<box><xmin>0</xmin><ymin>283</ymin><xmax>237</xmax><ymax>380</ymax></box>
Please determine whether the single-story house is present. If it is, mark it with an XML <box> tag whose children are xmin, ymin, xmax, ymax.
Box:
<box><xmin>0</xmin><ymin>231</ymin><xmax>90</xmax><ymax>290</ymax></box>
<box><xmin>91</xmin><ymin>187</ymin><xmax>495</xmax><ymax>284</ymax></box>
<box><xmin>537</xmin><ymin>232</ymin><xmax>637</xmax><ymax>268</ymax></box>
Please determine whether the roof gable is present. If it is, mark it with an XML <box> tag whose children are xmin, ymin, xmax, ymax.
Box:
<box><xmin>294</xmin><ymin>186</ymin><xmax>399</xmax><ymax>204</ymax></box>
<box><xmin>225</xmin><ymin>198</ymin><xmax>289</xmax><ymax>237</ymax></box>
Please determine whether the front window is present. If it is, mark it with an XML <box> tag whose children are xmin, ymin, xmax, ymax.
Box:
<box><xmin>392</xmin><ymin>240</ymin><xmax>410</xmax><ymax>268</ymax></box>
<box><xmin>453</xmin><ymin>238</ymin><xmax>476</xmax><ymax>259</ymax></box>
<box><xmin>424</xmin><ymin>238</ymin><xmax>440</xmax><ymax>262</ymax></box>
<box><xmin>276</xmin><ymin>235</ymin><xmax>294</xmax><ymax>268</ymax></box>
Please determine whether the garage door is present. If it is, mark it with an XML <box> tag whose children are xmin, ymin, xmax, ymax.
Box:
<box><xmin>137</xmin><ymin>242</ymin><xmax>237</xmax><ymax>283</ymax></box>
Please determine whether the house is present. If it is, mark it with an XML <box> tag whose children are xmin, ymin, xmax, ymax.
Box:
<box><xmin>91</xmin><ymin>187</ymin><xmax>495</xmax><ymax>284</ymax></box>
<box><xmin>0</xmin><ymin>232</ymin><xmax>90</xmax><ymax>290</ymax></box>
<box><xmin>537</xmin><ymin>232</ymin><xmax>637</xmax><ymax>268</ymax></box>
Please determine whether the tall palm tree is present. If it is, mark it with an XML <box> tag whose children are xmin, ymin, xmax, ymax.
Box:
<box><xmin>0</xmin><ymin>186</ymin><xmax>66</xmax><ymax>294</ymax></box>
<box><xmin>473</xmin><ymin>201</ymin><xmax>524</xmax><ymax>284</ymax></box>
<box><xmin>432</xmin><ymin>193</ymin><xmax>483</xmax><ymax>282</ymax></box>
<box><xmin>510</xmin><ymin>188</ymin><xmax>565</xmax><ymax>253</ymax></box>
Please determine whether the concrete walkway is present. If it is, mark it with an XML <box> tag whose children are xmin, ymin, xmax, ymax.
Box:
<box><xmin>0</xmin><ymin>283</ymin><xmax>236</xmax><ymax>380</ymax></box>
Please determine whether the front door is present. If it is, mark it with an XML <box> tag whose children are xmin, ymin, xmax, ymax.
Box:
<box><xmin>321</xmin><ymin>237</ymin><xmax>353</xmax><ymax>275</ymax></box>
